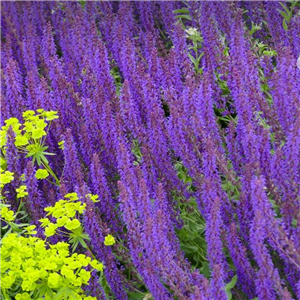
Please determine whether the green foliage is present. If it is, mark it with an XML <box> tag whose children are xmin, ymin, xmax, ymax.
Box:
<box><xmin>225</xmin><ymin>275</ymin><xmax>237</xmax><ymax>300</ymax></box>
<box><xmin>249</xmin><ymin>22</ymin><xmax>262</xmax><ymax>36</ymax></box>
<box><xmin>255</xmin><ymin>111</ymin><xmax>276</xmax><ymax>144</ymax></box>
<box><xmin>215</xmin><ymin>72</ymin><xmax>231</xmax><ymax>97</ymax></box>
<box><xmin>221</xmin><ymin>178</ymin><xmax>240</xmax><ymax>202</ymax></box>
<box><xmin>173</xmin><ymin>8</ymin><xmax>192</xmax><ymax>21</ymax></box>
<box><xmin>173</xmin><ymin>6</ymin><xmax>204</xmax><ymax>75</ymax></box>
<box><xmin>78</xmin><ymin>0</ymin><xmax>86</xmax><ymax>9</ymax></box>
<box><xmin>185</xmin><ymin>27</ymin><xmax>204</xmax><ymax>75</ymax></box>
<box><xmin>258</xmin><ymin>68</ymin><xmax>274</xmax><ymax>105</ymax></box>
<box><xmin>278</xmin><ymin>1</ymin><xmax>298</xmax><ymax>31</ymax></box>
<box><xmin>247</xmin><ymin>19</ymin><xmax>277</xmax><ymax>59</ymax></box>
<box><xmin>132</xmin><ymin>139</ymin><xmax>143</xmax><ymax>166</ymax></box>
<box><xmin>173</xmin><ymin>162</ymin><xmax>208</xmax><ymax>274</ymax></box>
<box><xmin>126</xmin><ymin>292</ymin><xmax>153</xmax><ymax>300</ymax></box>
<box><xmin>175</xmin><ymin>196</ymin><xmax>208</xmax><ymax>273</ymax></box>
<box><xmin>253</xmin><ymin>41</ymin><xmax>277</xmax><ymax>58</ymax></box>
<box><xmin>110</xmin><ymin>63</ymin><xmax>122</xmax><ymax>95</ymax></box>
<box><xmin>248</xmin><ymin>31</ymin><xmax>277</xmax><ymax>107</ymax></box>
<box><xmin>173</xmin><ymin>2</ymin><xmax>196</xmax><ymax>23</ymax></box>
<box><xmin>213</xmin><ymin>73</ymin><xmax>237</xmax><ymax>129</ymax></box>
<box><xmin>174</xmin><ymin>161</ymin><xmax>195</xmax><ymax>192</ymax></box>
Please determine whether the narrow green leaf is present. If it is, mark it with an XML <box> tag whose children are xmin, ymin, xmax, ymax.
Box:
<box><xmin>174</xmin><ymin>14</ymin><xmax>192</xmax><ymax>21</ymax></box>
<box><xmin>187</xmin><ymin>53</ymin><xmax>197</xmax><ymax>65</ymax></box>
<box><xmin>79</xmin><ymin>238</ymin><xmax>88</xmax><ymax>248</ymax></box>
<box><xmin>279</xmin><ymin>2</ymin><xmax>291</xmax><ymax>16</ymax></box>
<box><xmin>225</xmin><ymin>275</ymin><xmax>237</xmax><ymax>290</ymax></box>
<box><xmin>173</xmin><ymin>8</ymin><xmax>190</xmax><ymax>14</ymax></box>
<box><xmin>278</xmin><ymin>10</ymin><xmax>289</xmax><ymax>21</ymax></box>
<box><xmin>225</xmin><ymin>275</ymin><xmax>237</xmax><ymax>300</ymax></box>
<box><xmin>282</xmin><ymin>19</ymin><xmax>288</xmax><ymax>31</ymax></box>
<box><xmin>201</xmin><ymin>262</ymin><xmax>210</xmax><ymax>278</ymax></box>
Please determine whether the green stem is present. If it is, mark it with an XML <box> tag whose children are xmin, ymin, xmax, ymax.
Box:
<box><xmin>45</xmin><ymin>178</ymin><xmax>57</xmax><ymax>185</ymax></box>
<box><xmin>0</xmin><ymin>187</ymin><xmax>4</xmax><ymax>199</ymax></box>
<box><xmin>86</xmin><ymin>244</ymin><xmax>97</xmax><ymax>260</ymax></box>
<box><xmin>16</xmin><ymin>198</ymin><xmax>23</xmax><ymax>215</ymax></box>
<box><xmin>42</xmin><ymin>162</ymin><xmax>60</xmax><ymax>186</ymax></box>
<box><xmin>41</xmin><ymin>120</ymin><xmax>52</xmax><ymax>146</ymax></box>
<box><xmin>2</xmin><ymin>288</ymin><xmax>10</xmax><ymax>300</ymax></box>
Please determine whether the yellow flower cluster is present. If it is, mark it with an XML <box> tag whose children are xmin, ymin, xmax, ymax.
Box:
<box><xmin>41</xmin><ymin>193</ymin><xmax>87</xmax><ymax>237</ymax></box>
<box><xmin>1</xmin><ymin>233</ymin><xmax>99</xmax><ymax>299</ymax></box>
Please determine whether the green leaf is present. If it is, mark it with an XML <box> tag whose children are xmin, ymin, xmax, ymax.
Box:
<box><xmin>173</xmin><ymin>8</ymin><xmax>190</xmax><ymax>14</ymax></box>
<box><xmin>71</xmin><ymin>240</ymin><xmax>79</xmax><ymax>252</ymax></box>
<box><xmin>278</xmin><ymin>9</ymin><xmax>288</xmax><ymax>21</ymax></box>
<box><xmin>43</xmin><ymin>152</ymin><xmax>56</xmax><ymax>156</ymax></box>
<box><xmin>54</xmin><ymin>286</ymin><xmax>77</xmax><ymax>299</ymax></box>
<box><xmin>174</xmin><ymin>14</ymin><xmax>192</xmax><ymax>20</ymax></box>
<box><xmin>80</xmin><ymin>233</ymin><xmax>90</xmax><ymax>240</ymax></box>
<box><xmin>249</xmin><ymin>21</ymin><xmax>262</xmax><ymax>36</ymax></box>
<box><xmin>78</xmin><ymin>1</ymin><xmax>86</xmax><ymax>8</ymax></box>
<box><xmin>0</xmin><ymin>156</ymin><xmax>7</xmax><ymax>170</ymax></box>
<box><xmin>201</xmin><ymin>262</ymin><xmax>210</xmax><ymax>278</ymax></box>
<box><xmin>282</xmin><ymin>19</ymin><xmax>288</xmax><ymax>31</ymax></box>
<box><xmin>37</xmin><ymin>281</ymin><xmax>54</xmax><ymax>299</ymax></box>
<box><xmin>127</xmin><ymin>292</ymin><xmax>147</xmax><ymax>300</ymax></box>
<box><xmin>9</xmin><ymin>222</ymin><xmax>23</xmax><ymax>232</ymax></box>
<box><xmin>198</xmin><ymin>52</ymin><xmax>204</xmax><ymax>62</ymax></box>
<box><xmin>279</xmin><ymin>2</ymin><xmax>291</xmax><ymax>17</ymax></box>
<box><xmin>226</xmin><ymin>275</ymin><xmax>237</xmax><ymax>290</ymax></box>
<box><xmin>188</xmin><ymin>53</ymin><xmax>197</xmax><ymax>66</ymax></box>
<box><xmin>40</xmin><ymin>154</ymin><xmax>49</xmax><ymax>164</ymax></box>
<box><xmin>180</xmin><ymin>244</ymin><xmax>198</xmax><ymax>254</ymax></box>
<box><xmin>225</xmin><ymin>275</ymin><xmax>237</xmax><ymax>300</ymax></box>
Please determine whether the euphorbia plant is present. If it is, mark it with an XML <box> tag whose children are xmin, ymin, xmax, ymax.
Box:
<box><xmin>0</xmin><ymin>183</ymin><xmax>115</xmax><ymax>299</ymax></box>
<box><xmin>0</xmin><ymin>109</ymin><xmax>60</xmax><ymax>185</ymax></box>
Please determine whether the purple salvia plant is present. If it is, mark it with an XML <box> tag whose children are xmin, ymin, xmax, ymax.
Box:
<box><xmin>79</xmin><ymin>185</ymin><xmax>128</xmax><ymax>300</ymax></box>
<box><xmin>250</xmin><ymin>176</ymin><xmax>293</xmax><ymax>299</ymax></box>
<box><xmin>61</xmin><ymin>128</ymin><xmax>84</xmax><ymax>193</ymax></box>
<box><xmin>1</xmin><ymin>2</ymin><xmax>300</xmax><ymax>298</ymax></box>
<box><xmin>24</xmin><ymin>161</ymin><xmax>45</xmax><ymax>222</ymax></box>
<box><xmin>227</xmin><ymin>222</ymin><xmax>256</xmax><ymax>298</ymax></box>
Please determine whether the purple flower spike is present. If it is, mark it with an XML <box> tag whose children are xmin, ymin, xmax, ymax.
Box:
<box><xmin>61</xmin><ymin>128</ymin><xmax>84</xmax><ymax>192</ymax></box>
<box><xmin>250</xmin><ymin>176</ymin><xmax>293</xmax><ymax>300</ymax></box>
<box><xmin>24</xmin><ymin>161</ymin><xmax>45</xmax><ymax>222</ymax></box>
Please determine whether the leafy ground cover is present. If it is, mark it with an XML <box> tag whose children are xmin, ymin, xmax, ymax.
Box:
<box><xmin>1</xmin><ymin>1</ymin><xmax>300</xmax><ymax>299</ymax></box>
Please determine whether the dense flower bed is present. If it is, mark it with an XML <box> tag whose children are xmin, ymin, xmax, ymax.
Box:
<box><xmin>1</xmin><ymin>1</ymin><xmax>300</xmax><ymax>299</ymax></box>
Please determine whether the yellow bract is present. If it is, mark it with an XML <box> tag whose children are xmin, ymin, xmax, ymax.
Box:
<box><xmin>104</xmin><ymin>234</ymin><xmax>116</xmax><ymax>246</ymax></box>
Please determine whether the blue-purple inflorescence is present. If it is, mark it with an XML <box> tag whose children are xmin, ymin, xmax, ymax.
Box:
<box><xmin>1</xmin><ymin>1</ymin><xmax>300</xmax><ymax>299</ymax></box>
